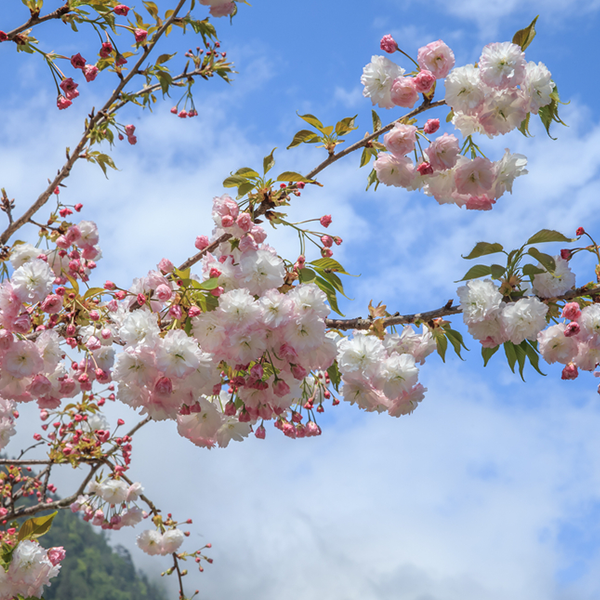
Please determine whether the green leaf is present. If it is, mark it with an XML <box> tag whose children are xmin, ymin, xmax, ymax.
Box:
<box><xmin>518</xmin><ymin>112</ymin><xmax>532</xmax><ymax>137</ymax></box>
<box><xmin>143</xmin><ymin>0</ymin><xmax>159</xmax><ymax>19</ymax></box>
<box><xmin>156</xmin><ymin>52</ymin><xmax>176</xmax><ymax>65</ymax></box>
<box><xmin>482</xmin><ymin>345</ymin><xmax>500</xmax><ymax>366</ymax></box>
<box><xmin>298</xmin><ymin>113</ymin><xmax>324</xmax><ymax>132</ymax></box>
<box><xmin>514</xmin><ymin>342</ymin><xmax>527</xmax><ymax>381</ymax></box>
<box><xmin>525</xmin><ymin>229</ymin><xmax>574</xmax><ymax>245</ymax></box>
<box><xmin>503</xmin><ymin>341</ymin><xmax>518</xmax><ymax>373</ymax></box>
<box><xmin>522</xmin><ymin>263</ymin><xmax>546</xmax><ymax>277</ymax></box>
<box><xmin>435</xmin><ymin>333</ymin><xmax>448</xmax><ymax>362</ymax></box>
<box><xmin>287</xmin><ymin>130</ymin><xmax>320</xmax><ymax>149</ymax></box>
<box><xmin>490</xmin><ymin>264</ymin><xmax>506</xmax><ymax>279</ymax></box>
<box><xmin>527</xmin><ymin>247</ymin><xmax>556</xmax><ymax>273</ymax></box>
<box><xmin>538</xmin><ymin>82</ymin><xmax>568</xmax><ymax>140</ymax></box>
<box><xmin>222</xmin><ymin>175</ymin><xmax>248</xmax><ymax>188</ymax></box>
<box><xmin>236</xmin><ymin>182</ymin><xmax>255</xmax><ymax>198</ymax></box>
<box><xmin>522</xmin><ymin>340</ymin><xmax>546</xmax><ymax>376</ymax></box>
<box><xmin>366</xmin><ymin>168</ymin><xmax>379</xmax><ymax>191</ymax></box>
<box><xmin>372</xmin><ymin>110</ymin><xmax>382</xmax><ymax>133</ymax></box>
<box><xmin>315</xmin><ymin>276</ymin><xmax>344</xmax><ymax>316</ymax></box>
<box><xmin>445</xmin><ymin>109</ymin><xmax>454</xmax><ymax>123</ymax></box>
<box><xmin>335</xmin><ymin>116</ymin><xmax>358</xmax><ymax>136</ymax></box>
<box><xmin>83</xmin><ymin>287</ymin><xmax>105</xmax><ymax>300</ymax></box>
<box><xmin>18</xmin><ymin>511</ymin><xmax>57</xmax><ymax>542</ymax></box>
<box><xmin>310</xmin><ymin>258</ymin><xmax>349</xmax><ymax>274</ymax></box>
<box><xmin>195</xmin><ymin>277</ymin><xmax>220</xmax><ymax>290</ymax></box>
<box><xmin>457</xmin><ymin>264</ymin><xmax>493</xmax><ymax>282</ymax></box>
<box><xmin>276</xmin><ymin>171</ymin><xmax>315</xmax><ymax>183</ymax></box>
<box><xmin>327</xmin><ymin>361</ymin><xmax>342</xmax><ymax>391</ymax></box>
<box><xmin>462</xmin><ymin>241</ymin><xmax>504</xmax><ymax>260</ymax></box>
<box><xmin>235</xmin><ymin>167</ymin><xmax>260</xmax><ymax>178</ymax></box>
<box><xmin>445</xmin><ymin>327</ymin><xmax>468</xmax><ymax>360</ymax></box>
<box><xmin>360</xmin><ymin>147</ymin><xmax>373</xmax><ymax>168</ymax></box>
<box><xmin>298</xmin><ymin>267</ymin><xmax>316</xmax><ymax>283</ymax></box>
<box><xmin>263</xmin><ymin>148</ymin><xmax>276</xmax><ymax>175</ymax></box>
<box><xmin>94</xmin><ymin>153</ymin><xmax>117</xmax><ymax>178</ymax></box>
<box><xmin>512</xmin><ymin>15</ymin><xmax>538</xmax><ymax>51</ymax></box>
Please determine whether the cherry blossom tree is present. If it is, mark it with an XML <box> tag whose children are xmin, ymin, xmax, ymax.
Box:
<box><xmin>0</xmin><ymin>2</ymin><xmax>596</xmax><ymax>599</ymax></box>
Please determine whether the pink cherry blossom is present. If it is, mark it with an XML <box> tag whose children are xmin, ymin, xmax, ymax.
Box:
<box><xmin>390</xmin><ymin>76</ymin><xmax>419</xmax><ymax>108</ymax></box>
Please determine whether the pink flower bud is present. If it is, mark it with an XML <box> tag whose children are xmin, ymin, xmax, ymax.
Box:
<box><xmin>576</xmin><ymin>227</ymin><xmax>585</xmax><ymax>236</ymax></box>
<box><xmin>320</xmin><ymin>215</ymin><xmax>332</xmax><ymax>228</ymax></box>
<box><xmin>158</xmin><ymin>258</ymin><xmax>174</xmax><ymax>274</ymax></box>
<box><xmin>48</xmin><ymin>547</ymin><xmax>66</xmax><ymax>566</ymax></box>
<box><xmin>424</xmin><ymin>118</ymin><xmax>440</xmax><ymax>135</ymax></box>
<box><xmin>83</xmin><ymin>64</ymin><xmax>99</xmax><ymax>82</ymax></box>
<box><xmin>224</xmin><ymin>400</ymin><xmax>237</xmax><ymax>416</ymax></box>
<box><xmin>195</xmin><ymin>235</ymin><xmax>210</xmax><ymax>250</ymax></box>
<box><xmin>41</xmin><ymin>294</ymin><xmax>62</xmax><ymax>314</ymax></box>
<box><xmin>380</xmin><ymin>34</ymin><xmax>398</xmax><ymax>54</ymax></box>
<box><xmin>221</xmin><ymin>215</ymin><xmax>234</xmax><ymax>227</ymax></box>
<box><xmin>564</xmin><ymin>322</ymin><xmax>580</xmax><ymax>337</ymax></box>
<box><xmin>562</xmin><ymin>363</ymin><xmax>579</xmax><ymax>380</ymax></box>
<box><xmin>134</xmin><ymin>28</ymin><xmax>147</xmax><ymax>43</ymax></box>
<box><xmin>560</xmin><ymin>249</ymin><xmax>572</xmax><ymax>261</ymax></box>
<box><xmin>321</xmin><ymin>235</ymin><xmax>333</xmax><ymax>248</ymax></box>
<box><xmin>57</xmin><ymin>96</ymin><xmax>72</xmax><ymax>110</ymax></box>
<box><xmin>290</xmin><ymin>364</ymin><xmax>307</xmax><ymax>380</ymax></box>
<box><xmin>169</xmin><ymin>304</ymin><xmax>183</xmax><ymax>320</ymax></box>
<box><xmin>188</xmin><ymin>306</ymin><xmax>201</xmax><ymax>318</ymax></box>
<box><xmin>254</xmin><ymin>424</ymin><xmax>266</xmax><ymax>439</ymax></box>
<box><xmin>273</xmin><ymin>379</ymin><xmax>290</xmax><ymax>398</ymax></box>
<box><xmin>89</xmin><ymin>310</ymin><xmax>100</xmax><ymax>321</ymax></box>
<box><xmin>0</xmin><ymin>32</ymin><xmax>7</xmax><ymax>42</ymax></box>
<box><xmin>321</xmin><ymin>248</ymin><xmax>333</xmax><ymax>258</ymax></box>
<box><xmin>562</xmin><ymin>302</ymin><xmax>582</xmax><ymax>321</ymax></box>
<box><xmin>211</xmin><ymin>286</ymin><xmax>224</xmax><ymax>297</ymax></box>
<box><xmin>74</xmin><ymin>203</ymin><xmax>83</xmax><ymax>212</ymax></box>
<box><xmin>414</xmin><ymin>69</ymin><xmax>436</xmax><ymax>93</ymax></box>
<box><xmin>70</xmin><ymin>53</ymin><xmax>86</xmax><ymax>70</ymax></box>
<box><xmin>99</xmin><ymin>42</ymin><xmax>113</xmax><ymax>58</ymax></box>
<box><xmin>114</xmin><ymin>4</ymin><xmax>129</xmax><ymax>15</ymax></box>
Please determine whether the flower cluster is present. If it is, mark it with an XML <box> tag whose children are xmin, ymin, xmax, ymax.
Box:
<box><xmin>0</xmin><ymin>539</ymin><xmax>64</xmax><ymax>600</ymax></box>
<box><xmin>337</xmin><ymin>327</ymin><xmax>435</xmax><ymax>416</ymax></box>
<box><xmin>70</xmin><ymin>477</ymin><xmax>145</xmax><ymax>530</ymax></box>
<box><xmin>363</xmin><ymin>38</ymin><xmax>552</xmax><ymax>210</ymax></box>
<box><xmin>458</xmin><ymin>256</ymin><xmax>576</xmax><ymax>349</ymax></box>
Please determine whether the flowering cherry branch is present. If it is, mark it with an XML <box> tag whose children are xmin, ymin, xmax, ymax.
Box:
<box><xmin>0</xmin><ymin>0</ymin><xmax>190</xmax><ymax>245</ymax></box>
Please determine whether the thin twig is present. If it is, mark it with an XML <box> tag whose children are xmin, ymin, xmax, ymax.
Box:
<box><xmin>5</xmin><ymin>3</ymin><xmax>71</xmax><ymax>39</ymax></box>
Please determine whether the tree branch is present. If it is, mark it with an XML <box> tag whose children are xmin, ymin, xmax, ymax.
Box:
<box><xmin>325</xmin><ymin>284</ymin><xmax>600</xmax><ymax>331</ymax></box>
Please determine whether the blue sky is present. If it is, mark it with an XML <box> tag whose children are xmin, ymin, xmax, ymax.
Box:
<box><xmin>3</xmin><ymin>1</ymin><xmax>600</xmax><ymax>599</ymax></box>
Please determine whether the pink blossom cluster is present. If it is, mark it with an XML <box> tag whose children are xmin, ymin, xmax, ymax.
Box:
<box><xmin>0</xmin><ymin>539</ymin><xmax>64</xmax><ymax>600</ymax></box>
<box><xmin>57</xmin><ymin>53</ymin><xmax>99</xmax><ymax>110</ymax></box>
<box><xmin>70</xmin><ymin>477</ymin><xmax>145</xmax><ymax>530</ymax></box>
<box><xmin>458</xmin><ymin>279</ymin><xmax>549</xmax><ymax>348</ymax></box>
<box><xmin>445</xmin><ymin>42</ymin><xmax>554</xmax><ymax>137</ymax></box>
<box><xmin>458</xmin><ymin>256</ymin><xmax>577</xmax><ymax>349</ymax></box>
<box><xmin>361</xmin><ymin>40</ymin><xmax>454</xmax><ymax>110</ymax></box>
<box><xmin>336</xmin><ymin>327</ymin><xmax>435</xmax><ymax>416</ymax></box>
<box><xmin>538</xmin><ymin>302</ymin><xmax>600</xmax><ymax>378</ymax></box>
<box><xmin>375</xmin><ymin>126</ymin><xmax>528</xmax><ymax>209</ymax></box>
